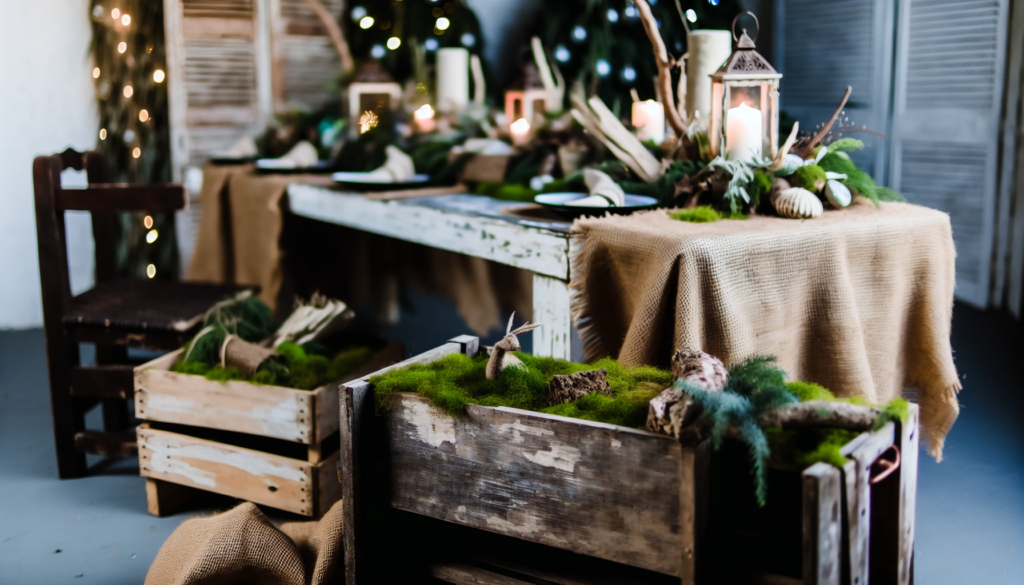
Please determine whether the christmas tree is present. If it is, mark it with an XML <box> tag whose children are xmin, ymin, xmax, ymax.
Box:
<box><xmin>89</xmin><ymin>0</ymin><xmax>177</xmax><ymax>280</ymax></box>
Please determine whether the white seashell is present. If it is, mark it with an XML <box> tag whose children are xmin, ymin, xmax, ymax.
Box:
<box><xmin>778</xmin><ymin>153</ymin><xmax>804</xmax><ymax>175</ymax></box>
<box><xmin>824</xmin><ymin>179</ymin><xmax>852</xmax><ymax>208</ymax></box>
<box><xmin>773</xmin><ymin>187</ymin><xmax>823</xmax><ymax>219</ymax></box>
<box><xmin>813</xmin><ymin>147</ymin><xmax>827</xmax><ymax>164</ymax></box>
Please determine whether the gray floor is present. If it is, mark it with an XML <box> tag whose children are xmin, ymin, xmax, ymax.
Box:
<box><xmin>0</xmin><ymin>303</ymin><xmax>1021</xmax><ymax>583</ymax></box>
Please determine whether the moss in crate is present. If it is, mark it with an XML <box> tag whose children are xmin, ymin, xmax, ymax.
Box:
<box><xmin>370</xmin><ymin>353</ymin><xmax>673</xmax><ymax>428</ymax></box>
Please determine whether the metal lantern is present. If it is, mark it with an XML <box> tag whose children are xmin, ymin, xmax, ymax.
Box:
<box><xmin>346</xmin><ymin>60</ymin><xmax>402</xmax><ymax>130</ymax></box>
<box><xmin>504</xmin><ymin>61</ymin><xmax>549</xmax><ymax>127</ymax></box>
<box><xmin>708</xmin><ymin>12</ymin><xmax>782</xmax><ymax>161</ymax></box>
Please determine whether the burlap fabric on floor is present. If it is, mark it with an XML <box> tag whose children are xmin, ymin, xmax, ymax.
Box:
<box><xmin>569</xmin><ymin>200</ymin><xmax>960</xmax><ymax>459</ymax></box>
<box><xmin>185</xmin><ymin>164</ymin><xmax>530</xmax><ymax>333</ymax></box>
<box><xmin>144</xmin><ymin>501</ymin><xmax>343</xmax><ymax>585</ymax></box>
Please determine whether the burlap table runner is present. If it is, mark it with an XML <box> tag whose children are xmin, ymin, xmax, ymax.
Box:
<box><xmin>569</xmin><ymin>200</ymin><xmax>961</xmax><ymax>458</ymax></box>
<box><xmin>185</xmin><ymin>164</ymin><xmax>530</xmax><ymax>333</ymax></box>
<box><xmin>144</xmin><ymin>501</ymin><xmax>343</xmax><ymax>585</ymax></box>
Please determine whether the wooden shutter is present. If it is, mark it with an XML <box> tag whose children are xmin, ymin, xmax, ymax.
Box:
<box><xmin>164</xmin><ymin>0</ymin><xmax>269</xmax><ymax>176</ymax></box>
<box><xmin>270</xmin><ymin>0</ymin><xmax>345</xmax><ymax>112</ymax></box>
<box><xmin>774</xmin><ymin>0</ymin><xmax>895</xmax><ymax>179</ymax></box>
<box><xmin>890</xmin><ymin>0</ymin><xmax>1010</xmax><ymax>307</ymax></box>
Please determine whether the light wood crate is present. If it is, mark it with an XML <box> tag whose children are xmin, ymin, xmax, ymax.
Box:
<box><xmin>134</xmin><ymin>340</ymin><xmax>403</xmax><ymax>517</ymax></box>
<box><xmin>337</xmin><ymin>336</ymin><xmax>919</xmax><ymax>585</ymax></box>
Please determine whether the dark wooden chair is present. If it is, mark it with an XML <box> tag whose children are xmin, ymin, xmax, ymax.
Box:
<box><xmin>33</xmin><ymin>148</ymin><xmax>252</xmax><ymax>479</ymax></box>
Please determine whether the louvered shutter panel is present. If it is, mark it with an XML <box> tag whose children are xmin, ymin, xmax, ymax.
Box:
<box><xmin>890</xmin><ymin>0</ymin><xmax>1010</xmax><ymax>306</ymax></box>
<box><xmin>270</xmin><ymin>0</ymin><xmax>345</xmax><ymax>112</ymax></box>
<box><xmin>164</xmin><ymin>0</ymin><xmax>268</xmax><ymax>176</ymax></box>
<box><xmin>774</xmin><ymin>0</ymin><xmax>894</xmax><ymax>178</ymax></box>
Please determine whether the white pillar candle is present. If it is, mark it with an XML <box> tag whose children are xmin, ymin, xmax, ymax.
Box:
<box><xmin>725</xmin><ymin>102</ymin><xmax>763</xmax><ymax>161</ymax></box>
<box><xmin>510</xmin><ymin>118</ymin><xmax>531</xmax><ymax>146</ymax></box>
<box><xmin>436</xmin><ymin>48</ymin><xmax>469</xmax><ymax>114</ymax></box>
<box><xmin>686</xmin><ymin>30</ymin><xmax>733</xmax><ymax>122</ymax></box>
<box><xmin>414</xmin><ymin>104</ymin><xmax>437</xmax><ymax>133</ymax></box>
<box><xmin>631</xmin><ymin>100</ymin><xmax>666</xmax><ymax>144</ymax></box>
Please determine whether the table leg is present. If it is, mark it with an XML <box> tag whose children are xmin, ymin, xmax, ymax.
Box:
<box><xmin>532</xmin><ymin>274</ymin><xmax>579</xmax><ymax>360</ymax></box>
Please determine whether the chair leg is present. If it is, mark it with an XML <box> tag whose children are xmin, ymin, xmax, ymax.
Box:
<box><xmin>97</xmin><ymin>345</ymin><xmax>131</xmax><ymax>432</ymax></box>
<box><xmin>46</xmin><ymin>339</ymin><xmax>87</xmax><ymax>479</ymax></box>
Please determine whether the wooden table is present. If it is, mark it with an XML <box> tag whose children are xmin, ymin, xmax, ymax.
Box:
<box><xmin>286</xmin><ymin>184</ymin><xmax>581</xmax><ymax>360</ymax></box>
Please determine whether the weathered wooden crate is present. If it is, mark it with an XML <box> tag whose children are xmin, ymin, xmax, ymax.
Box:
<box><xmin>134</xmin><ymin>340</ymin><xmax>403</xmax><ymax>517</ymax></box>
<box><xmin>338</xmin><ymin>336</ymin><xmax>919</xmax><ymax>585</ymax></box>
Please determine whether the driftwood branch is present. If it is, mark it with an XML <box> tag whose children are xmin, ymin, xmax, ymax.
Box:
<box><xmin>571</xmin><ymin>95</ymin><xmax>662</xmax><ymax>182</ymax></box>
<box><xmin>757</xmin><ymin>401</ymin><xmax>883</xmax><ymax>431</ymax></box>
<box><xmin>770</xmin><ymin>121</ymin><xmax>800</xmax><ymax>170</ymax></box>
<box><xmin>531</xmin><ymin>37</ymin><xmax>565</xmax><ymax>112</ymax></box>
<box><xmin>795</xmin><ymin>86</ymin><xmax>851</xmax><ymax>158</ymax></box>
<box><xmin>634</xmin><ymin>0</ymin><xmax>688</xmax><ymax>137</ymax></box>
<box><xmin>304</xmin><ymin>0</ymin><xmax>355</xmax><ymax>75</ymax></box>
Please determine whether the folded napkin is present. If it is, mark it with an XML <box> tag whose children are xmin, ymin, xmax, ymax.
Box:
<box><xmin>258</xmin><ymin>141</ymin><xmax>319</xmax><ymax>169</ymax></box>
<box><xmin>364</xmin><ymin>145</ymin><xmax>416</xmax><ymax>182</ymax></box>
<box><xmin>567</xmin><ymin>169</ymin><xmax>626</xmax><ymax>208</ymax></box>
<box><xmin>216</xmin><ymin>135</ymin><xmax>258</xmax><ymax>159</ymax></box>
<box><xmin>453</xmin><ymin>138</ymin><xmax>514</xmax><ymax>156</ymax></box>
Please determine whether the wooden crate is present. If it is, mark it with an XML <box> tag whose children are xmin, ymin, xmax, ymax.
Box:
<box><xmin>338</xmin><ymin>336</ymin><xmax>919</xmax><ymax>585</ymax></box>
<box><xmin>135</xmin><ymin>340</ymin><xmax>403</xmax><ymax>516</ymax></box>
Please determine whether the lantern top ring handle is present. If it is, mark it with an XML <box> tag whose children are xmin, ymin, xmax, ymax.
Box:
<box><xmin>731</xmin><ymin>11</ymin><xmax>759</xmax><ymax>44</ymax></box>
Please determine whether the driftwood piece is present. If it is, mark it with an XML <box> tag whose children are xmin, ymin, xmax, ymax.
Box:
<box><xmin>220</xmin><ymin>335</ymin><xmax>276</xmax><ymax>378</ymax></box>
<box><xmin>672</xmin><ymin>347</ymin><xmax>728</xmax><ymax>392</ymax></box>
<box><xmin>634</xmin><ymin>0</ymin><xmax>688</xmax><ymax>136</ymax></box>
<box><xmin>547</xmin><ymin>369</ymin><xmax>611</xmax><ymax>405</ymax></box>
<box><xmin>771</xmin><ymin>122</ymin><xmax>800</xmax><ymax>170</ymax></box>
<box><xmin>303</xmin><ymin>0</ymin><xmax>355</xmax><ymax>75</ymax></box>
<box><xmin>795</xmin><ymin>86</ymin><xmax>852</xmax><ymax>158</ymax></box>
<box><xmin>757</xmin><ymin>401</ymin><xmax>883</xmax><ymax>431</ymax></box>
<box><xmin>647</xmin><ymin>387</ymin><xmax>702</xmax><ymax>437</ymax></box>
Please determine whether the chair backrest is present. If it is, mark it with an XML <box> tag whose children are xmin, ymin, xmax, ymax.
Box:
<box><xmin>32</xmin><ymin>148</ymin><xmax>188</xmax><ymax>322</ymax></box>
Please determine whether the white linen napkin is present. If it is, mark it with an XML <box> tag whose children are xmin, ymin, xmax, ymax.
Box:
<box><xmin>216</xmin><ymin>135</ymin><xmax>258</xmax><ymax>158</ymax></box>
<box><xmin>567</xmin><ymin>169</ymin><xmax>625</xmax><ymax>207</ymax></box>
<box><xmin>258</xmin><ymin>141</ymin><xmax>319</xmax><ymax>169</ymax></box>
<box><xmin>364</xmin><ymin>145</ymin><xmax>416</xmax><ymax>182</ymax></box>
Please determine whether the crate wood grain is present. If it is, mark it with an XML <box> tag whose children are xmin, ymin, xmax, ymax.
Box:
<box><xmin>134</xmin><ymin>340</ymin><xmax>403</xmax><ymax>443</ymax></box>
<box><xmin>138</xmin><ymin>423</ymin><xmax>340</xmax><ymax>516</ymax></box>
<box><xmin>339</xmin><ymin>337</ymin><xmax>711</xmax><ymax>584</ymax></box>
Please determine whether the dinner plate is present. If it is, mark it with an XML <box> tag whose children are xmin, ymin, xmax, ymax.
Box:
<box><xmin>254</xmin><ymin>159</ymin><xmax>337</xmax><ymax>174</ymax></box>
<box><xmin>534</xmin><ymin>192</ymin><xmax>660</xmax><ymax>218</ymax></box>
<box><xmin>331</xmin><ymin>172</ymin><xmax>432</xmax><ymax>191</ymax></box>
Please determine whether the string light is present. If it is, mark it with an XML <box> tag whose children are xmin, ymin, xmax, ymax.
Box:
<box><xmin>596</xmin><ymin>59</ymin><xmax>611</xmax><ymax>77</ymax></box>
<box><xmin>146</xmin><ymin>264</ymin><xmax>156</xmax><ymax>278</ymax></box>
<box><xmin>359</xmin><ymin>16</ymin><xmax>374</xmax><ymax>29</ymax></box>
<box><xmin>132</xmin><ymin>147</ymin><xmax>142</xmax><ymax>158</ymax></box>
<box><xmin>435</xmin><ymin>17</ymin><xmax>450</xmax><ymax>30</ymax></box>
<box><xmin>153</xmin><ymin>69</ymin><xmax>165</xmax><ymax>83</ymax></box>
<box><xmin>686</xmin><ymin>9</ymin><xmax>697</xmax><ymax>22</ymax></box>
<box><xmin>350</xmin><ymin>6</ymin><xmax>367</xmax><ymax>21</ymax></box>
<box><xmin>387</xmin><ymin>37</ymin><xmax>401</xmax><ymax>50</ymax></box>
<box><xmin>146</xmin><ymin>229</ymin><xmax>159</xmax><ymax>244</ymax></box>
<box><xmin>371</xmin><ymin>44</ymin><xmax>385</xmax><ymax>58</ymax></box>
<box><xmin>99</xmin><ymin>128</ymin><xmax>107</xmax><ymax>140</ymax></box>
<box><xmin>111</xmin><ymin>8</ymin><xmax>120</xmax><ymax>19</ymax></box>
<box><xmin>460</xmin><ymin>33</ymin><xmax>475</xmax><ymax>47</ymax></box>
<box><xmin>144</xmin><ymin>215</ymin><xmax>154</xmax><ymax>229</ymax></box>
<box><xmin>92</xmin><ymin>67</ymin><xmax>100</xmax><ymax>78</ymax></box>
<box><xmin>123</xmin><ymin>84</ymin><xmax>133</xmax><ymax>98</ymax></box>
<box><xmin>607</xmin><ymin>8</ymin><xmax>619</xmax><ymax>22</ymax></box>
<box><xmin>117</xmin><ymin>42</ymin><xmax>127</xmax><ymax>53</ymax></box>
<box><xmin>121</xmin><ymin>14</ymin><xmax>131</xmax><ymax>26</ymax></box>
<box><xmin>572</xmin><ymin>26</ymin><xmax>587</xmax><ymax>41</ymax></box>
<box><xmin>555</xmin><ymin>45</ymin><xmax>570</xmax><ymax>63</ymax></box>
<box><xmin>139</xmin><ymin>109</ymin><xmax>149</xmax><ymax>122</ymax></box>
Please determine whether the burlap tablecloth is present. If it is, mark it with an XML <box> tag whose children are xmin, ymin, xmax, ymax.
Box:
<box><xmin>144</xmin><ymin>501</ymin><xmax>342</xmax><ymax>585</ymax></box>
<box><xmin>569</xmin><ymin>200</ymin><xmax>961</xmax><ymax>458</ymax></box>
<box><xmin>185</xmin><ymin>164</ymin><xmax>530</xmax><ymax>333</ymax></box>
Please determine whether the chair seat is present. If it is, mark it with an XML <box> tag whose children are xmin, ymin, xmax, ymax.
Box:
<box><xmin>64</xmin><ymin>279</ymin><xmax>253</xmax><ymax>334</ymax></box>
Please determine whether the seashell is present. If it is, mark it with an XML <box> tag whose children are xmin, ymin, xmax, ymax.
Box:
<box><xmin>777</xmin><ymin>153</ymin><xmax>804</xmax><ymax>175</ymax></box>
<box><xmin>824</xmin><ymin>179</ymin><xmax>852</xmax><ymax>208</ymax></box>
<box><xmin>772</xmin><ymin>187</ymin><xmax>823</xmax><ymax>219</ymax></box>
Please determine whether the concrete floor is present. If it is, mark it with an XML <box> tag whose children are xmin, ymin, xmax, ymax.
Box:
<box><xmin>0</xmin><ymin>303</ymin><xmax>1021</xmax><ymax>583</ymax></box>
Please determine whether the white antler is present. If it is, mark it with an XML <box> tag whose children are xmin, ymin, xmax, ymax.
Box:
<box><xmin>511</xmin><ymin>322</ymin><xmax>542</xmax><ymax>336</ymax></box>
<box><xmin>506</xmin><ymin>312</ymin><xmax>517</xmax><ymax>335</ymax></box>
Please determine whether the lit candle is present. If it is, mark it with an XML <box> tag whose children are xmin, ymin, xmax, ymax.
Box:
<box><xmin>631</xmin><ymin>100</ymin><xmax>666</xmax><ymax>144</ymax></box>
<box><xmin>414</xmin><ymin>104</ymin><xmax>437</xmax><ymax>133</ymax></box>
<box><xmin>436</xmin><ymin>48</ymin><xmax>469</xmax><ymax>114</ymax></box>
<box><xmin>510</xmin><ymin>118</ymin><xmax>531</xmax><ymax>146</ymax></box>
<box><xmin>725</xmin><ymin>102</ymin><xmax>763</xmax><ymax>162</ymax></box>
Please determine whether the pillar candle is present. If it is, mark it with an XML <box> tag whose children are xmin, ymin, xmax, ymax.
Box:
<box><xmin>414</xmin><ymin>104</ymin><xmax>437</xmax><ymax>133</ymax></box>
<box><xmin>725</xmin><ymin>102</ymin><xmax>763</xmax><ymax>161</ymax></box>
<box><xmin>685</xmin><ymin>30</ymin><xmax>733</xmax><ymax>122</ymax></box>
<box><xmin>436</xmin><ymin>48</ymin><xmax>469</xmax><ymax>114</ymax></box>
<box><xmin>631</xmin><ymin>100</ymin><xmax>666</xmax><ymax>144</ymax></box>
<box><xmin>510</xmin><ymin>118</ymin><xmax>531</xmax><ymax>146</ymax></box>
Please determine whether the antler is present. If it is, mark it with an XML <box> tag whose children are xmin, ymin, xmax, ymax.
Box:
<box><xmin>506</xmin><ymin>312</ymin><xmax>517</xmax><ymax>335</ymax></box>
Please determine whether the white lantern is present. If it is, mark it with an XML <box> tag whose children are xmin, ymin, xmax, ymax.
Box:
<box><xmin>708</xmin><ymin>12</ymin><xmax>782</xmax><ymax>161</ymax></box>
<box><xmin>346</xmin><ymin>60</ymin><xmax>402</xmax><ymax>130</ymax></box>
<box><xmin>504</xmin><ymin>61</ymin><xmax>549</xmax><ymax>127</ymax></box>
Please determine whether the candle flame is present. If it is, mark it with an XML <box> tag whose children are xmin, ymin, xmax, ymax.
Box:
<box><xmin>414</xmin><ymin>104</ymin><xmax>435</xmax><ymax>120</ymax></box>
<box><xmin>510</xmin><ymin>118</ymin><xmax>531</xmax><ymax>134</ymax></box>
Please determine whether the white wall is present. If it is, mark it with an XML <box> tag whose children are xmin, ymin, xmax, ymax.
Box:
<box><xmin>0</xmin><ymin>1</ymin><xmax>97</xmax><ymax>329</ymax></box>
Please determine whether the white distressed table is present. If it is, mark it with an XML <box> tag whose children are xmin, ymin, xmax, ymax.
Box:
<box><xmin>286</xmin><ymin>184</ymin><xmax>581</xmax><ymax>360</ymax></box>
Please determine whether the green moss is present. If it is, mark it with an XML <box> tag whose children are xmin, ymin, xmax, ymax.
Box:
<box><xmin>748</xmin><ymin>170</ymin><xmax>774</xmax><ymax>207</ymax></box>
<box><xmin>369</xmin><ymin>353</ymin><xmax>672</xmax><ymax>428</ymax></box>
<box><xmin>877</xmin><ymin>397</ymin><xmax>910</xmax><ymax>429</ymax></box>
<box><xmin>785</xmin><ymin>381</ymin><xmax>835</xmax><ymax>402</ymax></box>
<box><xmin>826</xmin><ymin>138</ymin><xmax>865</xmax><ymax>154</ymax></box>
<box><xmin>789</xmin><ymin>164</ymin><xmax>827</xmax><ymax>193</ymax></box>
<box><xmin>670</xmin><ymin>206</ymin><xmax>723</xmax><ymax>223</ymax></box>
